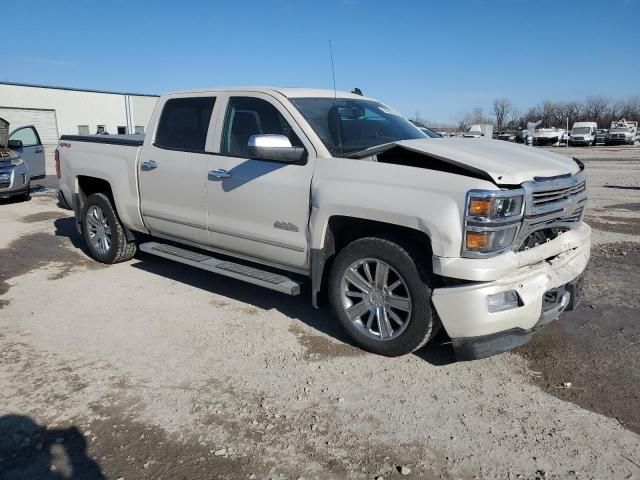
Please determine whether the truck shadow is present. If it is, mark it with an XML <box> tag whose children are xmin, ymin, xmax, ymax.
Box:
<box><xmin>130</xmin><ymin>251</ymin><xmax>456</xmax><ymax>366</ymax></box>
<box><xmin>0</xmin><ymin>414</ymin><xmax>105</xmax><ymax>479</ymax></box>
<box><xmin>52</xmin><ymin>216</ymin><xmax>455</xmax><ymax>366</ymax></box>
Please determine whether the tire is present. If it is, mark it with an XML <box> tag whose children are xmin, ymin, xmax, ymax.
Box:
<box><xmin>20</xmin><ymin>183</ymin><xmax>31</xmax><ymax>201</ymax></box>
<box><xmin>328</xmin><ymin>236</ymin><xmax>438</xmax><ymax>356</ymax></box>
<box><xmin>81</xmin><ymin>193</ymin><xmax>136</xmax><ymax>264</ymax></box>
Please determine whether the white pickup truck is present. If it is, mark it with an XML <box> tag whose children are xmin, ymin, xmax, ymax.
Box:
<box><xmin>57</xmin><ymin>87</ymin><xmax>590</xmax><ymax>360</ymax></box>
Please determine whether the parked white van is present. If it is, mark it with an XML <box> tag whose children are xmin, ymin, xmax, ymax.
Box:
<box><xmin>569</xmin><ymin>122</ymin><xmax>597</xmax><ymax>147</ymax></box>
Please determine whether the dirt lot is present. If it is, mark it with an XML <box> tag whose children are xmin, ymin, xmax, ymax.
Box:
<box><xmin>1</xmin><ymin>147</ymin><xmax>640</xmax><ymax>479</ymax></box>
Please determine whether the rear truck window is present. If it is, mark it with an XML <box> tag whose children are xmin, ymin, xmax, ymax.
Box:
<box><xmin>154</xmin><ymin>97</ymin><xmax>215</xmax><ymax>152</ymax></box>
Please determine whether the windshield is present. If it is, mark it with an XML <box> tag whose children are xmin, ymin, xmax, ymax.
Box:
<box><xmin>572</xmin><ymin>127</ymin><xmax>592</xmax><ymax>134</ymax></box>
<box><xmin>290</xmin><ymin>97</ymin><xmax>426</xmax><ymax>156</ymax></box>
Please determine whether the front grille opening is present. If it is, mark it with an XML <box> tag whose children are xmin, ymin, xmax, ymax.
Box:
<box><xmin>531</xmin><ymin>180</ymin><xmax>587</xmax><ymax>207</ymax></box>
<box><xmin>519</xmin><ymin>228</ymin><xmax>568</xmax><ymax>251</ymax></box>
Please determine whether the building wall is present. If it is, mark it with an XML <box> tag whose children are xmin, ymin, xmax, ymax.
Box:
<box><xmin>0</xmin><ymin>83</ymin><xmax>158</xmax><ymax>138</ymax></box>
<box><xmin>130</xmin><ymin>95</ymin><xmax>159</xmax><ymax>134</ymax></box>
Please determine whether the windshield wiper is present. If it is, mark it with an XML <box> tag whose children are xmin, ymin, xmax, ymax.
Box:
<box><xmin>343</xmin><ymin>148</ymin><xmax>377</xmax><ymax>159</ymax></box>
<box><xmin>343</xmin><ymin>142</ymin><xmax>399</xmax><ymax>159</ymax></box>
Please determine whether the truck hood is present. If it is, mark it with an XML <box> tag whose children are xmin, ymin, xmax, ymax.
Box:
<box><xmin>371</xmin><ymin>138</ymin><xmax>581</xmax><ymax>186</ymax></box>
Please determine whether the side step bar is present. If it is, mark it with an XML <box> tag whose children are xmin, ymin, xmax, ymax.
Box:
<box><xmin>139</xmin><ymin>242</ymin><xmax>301</xmax><ymax>296</ymax></box>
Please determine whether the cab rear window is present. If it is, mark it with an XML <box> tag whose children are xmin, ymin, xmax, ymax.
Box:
<box><xmin>155</xmin><ymin>97</ymin><xmax>215</xmax><ymax>152</ymax></box>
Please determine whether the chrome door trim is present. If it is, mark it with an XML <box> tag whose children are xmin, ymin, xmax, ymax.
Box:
<box><xmin>144</xmin><ymin>213</ymin><xmax>305</xmax><ymax>253</ymax></box>
<box><xmin>143</xmin><ymin>212</ymin><xmax>207</xmax><ymax>230</ymax></box>
<box><xmin>208</xmin><ymin>226</ymin><xmax>305</xmax><ymax>252</ymax></box>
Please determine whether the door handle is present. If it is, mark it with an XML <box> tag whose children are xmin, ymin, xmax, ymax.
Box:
<box><xmin>34</xmin><ymin>148</ymin><xmax>43</xmax><ymax>153</ymax></box>
<box><xmin>141</xmin><ymin>160</ymin><xmax>158</xmax><ymax>171</ymax></box>
<box><xmin>208</xmin><ymin>169</ymin><xmax>231</xmax><ymax>179</ymax></box>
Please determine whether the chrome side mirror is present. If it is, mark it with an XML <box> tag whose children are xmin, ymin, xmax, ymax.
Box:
<box><xmin>247</xmin><ymin>134</ymin><xmax>305</xmax><ymax>163</ymax></box>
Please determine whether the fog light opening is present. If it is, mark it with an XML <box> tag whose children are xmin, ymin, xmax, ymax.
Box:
<box><xmin>487</xmin><ymin>290</ymin><xmax>521</xmax><ymax>313</ymax></box>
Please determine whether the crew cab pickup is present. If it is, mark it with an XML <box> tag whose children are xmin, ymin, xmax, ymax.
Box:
<box><xmin>57</xmin><ymin>87</ymin><xmax>590</xmax><ymax>360</ymax></box>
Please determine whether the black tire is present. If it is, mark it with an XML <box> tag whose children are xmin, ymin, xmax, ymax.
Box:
<box><xmin>20</xmin><ymin>183</ymin><xmax>31</xmax><ymax>201</ymax></box>
<box><xmin>81</xmin><ymin>193</ymin><xmax>136</xmax><ymax>264</ymax></box>
<box><xmin>328</xmin><ymin>236</ymin><xmax>438</xmax><ymax>356</ymax></box>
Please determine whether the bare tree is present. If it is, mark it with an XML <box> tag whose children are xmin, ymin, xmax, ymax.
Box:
<box><xmin>492</xmin><ymin>98</ymin><xmax>513</xmax><ymax>132</ymax></box>
<box><xmin>584</xmin><ymin>96</ymin><xmax>610</xmax><ymax>124</ymax></box>
<box><xmin>458</xmin><ymin>106</ymin><xmax>493</xmax><ymax>130</ymax></box>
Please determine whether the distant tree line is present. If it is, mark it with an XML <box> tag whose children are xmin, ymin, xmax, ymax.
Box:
<box><xmin>416</xmin><ymin>95</ymin><xmax>640</xmax><ymax>132</ymax></box>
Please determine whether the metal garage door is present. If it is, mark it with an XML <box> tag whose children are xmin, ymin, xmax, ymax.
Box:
<box><xmin>0</xmin><ymin>107</ymin><xmax>59</xmax><ymax>144</ymax></box>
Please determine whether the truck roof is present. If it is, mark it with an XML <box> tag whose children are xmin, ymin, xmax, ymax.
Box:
<box><xmin>164</xmin><ymin>87</ymin><xmax>374</xmax><ymax>100</ymax></box>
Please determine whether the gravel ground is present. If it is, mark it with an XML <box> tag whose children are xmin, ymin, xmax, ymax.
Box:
<box><xmin>1</xmin><ymin>151</ymin><xmax>640</xmax><ymax>479</ymax></box>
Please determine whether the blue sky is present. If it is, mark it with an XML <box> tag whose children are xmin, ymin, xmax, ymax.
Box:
<box><xmin>5</xmin><ymin>0</ymin><xmax>639</xmax><ymax>122</ymax></box>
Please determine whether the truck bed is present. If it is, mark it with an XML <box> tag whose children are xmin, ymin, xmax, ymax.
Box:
<box><xmin>60</xmin><ymin>134</ymin><xmax>144</xmax><ymax>147</ymax></box>
<box><xmin>58</xmin><ymin>134</ymin><xmax>145</xmax><ymax>232</ymax></box>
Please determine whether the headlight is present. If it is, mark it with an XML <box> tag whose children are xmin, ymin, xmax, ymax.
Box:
<box><xmin>10</xmin><ymin>156</ymin><xmax>24</xmax><ymax>166</ymax></box>
<box><xmin>463</xmin><ymin>189</ymin><xmax>524</xmax><ymax>257</ymax></box>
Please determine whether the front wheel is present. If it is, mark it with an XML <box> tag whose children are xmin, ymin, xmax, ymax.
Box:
<box><xmin>328</xmin><ymin>237</ymin><xmax>438</xmax><ymax>356</ymax></box>
<box><xmin>81</xmin><ymin>193</ymin><xmax>136</xmax><ymax>264</ymax></box>
<box><xmin>19</xmin><ymin>183</ymin><xmax>31</xmax><ymax>201</ymax></box>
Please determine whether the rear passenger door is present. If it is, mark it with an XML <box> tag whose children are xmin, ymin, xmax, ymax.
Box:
<box><xmin>9</xmin><ymin>126</ymin><xmax>46</xmax><ymax>178</ymax></box>
<box><xmin>139</xmin><ymin>95</ymin><xmax>218</xmax><ymax>245</ymax></box>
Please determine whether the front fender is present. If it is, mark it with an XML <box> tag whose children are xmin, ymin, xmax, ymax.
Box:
<box><xmin>309</xmin><ymin>158</ymin><xmax>496</xmax><ymax>258</ymax></box>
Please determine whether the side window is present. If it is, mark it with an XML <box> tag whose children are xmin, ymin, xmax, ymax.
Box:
<box><xmin>221</xmin><ymin>97</ymin><xmax>302</xmax><ymax>157</ymax></box>
<box><xmin>10</xmin><ymin>127</ymin><xmax>40</xmax><ymax>147</ymax></box>
<box><xmin>155</xmin><ymin>97</ymin><xmax>215</xmax><ymax>152</ymax></box>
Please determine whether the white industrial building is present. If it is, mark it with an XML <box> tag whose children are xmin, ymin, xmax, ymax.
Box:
<box><xmin>0</xmin><ymin>81</ymin><xmax>159</xmax><ymax>147</ymax></box>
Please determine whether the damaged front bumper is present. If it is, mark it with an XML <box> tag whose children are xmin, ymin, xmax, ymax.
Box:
<box><xmin>449</xmin><ymin>273</ymin><xmax>584</xmax><ymax>361</ymax></box>
<box><xmin>431</xmin><ymin>223</ymin><xmax>591</xmax><ymax>360</ymax></box>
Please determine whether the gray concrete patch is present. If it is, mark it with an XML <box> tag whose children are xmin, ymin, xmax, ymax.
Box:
<box><xmin>0</xmin><ymin>217</ymin><xmax>103</xmax><ymax>296</ymax></box>
<box><xmin>517</xmin><ymin>242</ymin><xmax>640</xmax><ymax>434</ymax></box>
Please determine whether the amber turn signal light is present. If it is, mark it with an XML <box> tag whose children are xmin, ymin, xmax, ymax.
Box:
<box><xmin>468</xmin><ymin>198</ymin><xmax>492</xmax><ymax>217</ymax></box>
<box><xmin>465</xmin><ymin>231</ymin><xmax>490</xmax><ymax>250</ymax></box>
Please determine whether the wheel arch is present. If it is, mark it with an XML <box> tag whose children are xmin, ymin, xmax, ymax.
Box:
<box><xmin>75</xmin><ymin>176</ymin><xmax>135</xmax><ymax>241</ymax></box>
<box><xmin>310</xmin><ymin>215</ymin><xmax>433</xmax><ymax>308</ymax></box>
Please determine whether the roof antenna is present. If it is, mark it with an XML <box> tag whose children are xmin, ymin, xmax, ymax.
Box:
<box><xmin>329</xmin><ymin>40</ymin><xmax>343</xmax><ymax>157</ymax></box>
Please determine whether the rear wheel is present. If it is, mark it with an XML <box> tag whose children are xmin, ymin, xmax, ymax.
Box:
<box><xmin>328</xmin><ymin>236</ymin><xmax>438</xmax><ymax>356</ymax></box>
<box><xmin>81</xmin><ymin>193</ymin><xmax>136</xmax><ymax>263</ymax></box>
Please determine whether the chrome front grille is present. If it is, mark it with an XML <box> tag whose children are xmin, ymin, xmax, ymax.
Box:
<box><xmin>530</xmin><ymin>179</ymin><xmax>586</xmax><ymax>209</ymax></box>
<box><xmin>517</xmin><ymin>171</ymin><xmax>587</xmax><ymax>249</ymax></box>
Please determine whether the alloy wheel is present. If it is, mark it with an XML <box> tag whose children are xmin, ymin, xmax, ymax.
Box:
<box><xmin>86</xmin><ymin>205</ymin><xmax>112</xmax><ymax>255</ymax></box>
<box><xmin>339</xmin><ymin>258</ymin><xmax>412</xmax><ymax>341</ymax></box>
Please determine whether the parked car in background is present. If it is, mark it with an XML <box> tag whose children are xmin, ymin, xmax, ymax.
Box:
<box><xmin>595</xmin><ymin>129</ymin><xmax>609</xmax><ymax>145</ymax></box>
<box><xmin>533</xmin><ymin>128</ymin><xmax>565</xmax><ymax>146</ymax></box>
<box><xmin>57</xmin><ymin>87</ymin><xmax>590</xmax><ymax>360</ymax></box>
<box><xmin>496</xmin><ymin>131</ymin><xmax>516</xmax><ymax>142</ymax></box>
<box><xmin>0</xmin><ymin>119</ymin><xmax>45</xmax><ymax>200</ymax></box>
<box><xmin>569</xmin><ymin>122</ymin><xmax>598</xmax><ymax>146</ymax></box>
<box><xmin>607</xmin><ymin>119</ymin><xmax>638</xmax><ymax>145</ymax></box>
<box><xmin>463</xmin><ymin>124</ymin><xmax>493</xmax><ymax>139</ymax></box>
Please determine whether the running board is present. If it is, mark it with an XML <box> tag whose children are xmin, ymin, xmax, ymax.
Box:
<box><xmin>139</xmin><ymin>242</ymin><xmax>301</xmax><ymax>295</ymax></box>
